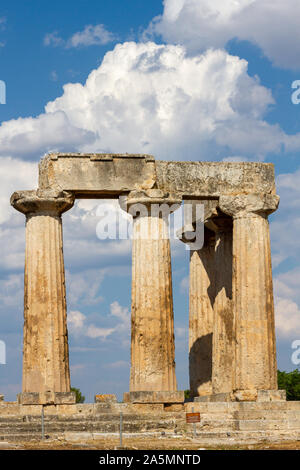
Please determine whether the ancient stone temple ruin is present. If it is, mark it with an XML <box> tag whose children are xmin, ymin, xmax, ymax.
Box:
<box><xmin>9</xmin><ymin>153</ymin><xmax>282</xmax><ymax>406</ymax></box>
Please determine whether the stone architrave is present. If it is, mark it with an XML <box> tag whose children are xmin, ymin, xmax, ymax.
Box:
<box><xmin>10</xmin><ymin>190</ymin><xmax>75</xmax><ymax>404</ymax></box>
<box><xmin>219</xmin><ymin>194</ymin><xmax>279</xmax><ymax>393</ymax></box>
<box><xmin>125</xmin><ymin>189</ymin><xmax>181</xmax><ymax>393</ymax></box>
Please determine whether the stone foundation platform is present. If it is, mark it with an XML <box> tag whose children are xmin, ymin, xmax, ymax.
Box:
<box><xmin>194</xmin><ymin>390</ymin><xmax>286</xmax><ymax>403</ymax></box>
<box><xmin>0</xmin><ymin>399</ymin><xmax>299</xmax><ymax>445</ymax></box>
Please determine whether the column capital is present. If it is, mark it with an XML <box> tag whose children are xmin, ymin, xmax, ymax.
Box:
<box><xmin>127</xmin><ymin>189</ymin><xmax>182</xmax><ymax>206</ymax></box>
<box><xmin>10</xmin><ymin>190</ymin><xmax>75</xmax><ymax>217</ymax></box>
<box><xmin>218</xmin><ymin>193</ymin><xmax>279</xmax><ymax>219</ymax></box>
<box><xmin>123</xmin><ymin>189</ymin><xmax>182</xmax><ymax>217</ymax></box>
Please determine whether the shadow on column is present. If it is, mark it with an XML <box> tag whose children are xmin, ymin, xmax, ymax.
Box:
<box><xmin>189</xmin><ymin>333</ymin><xmax>213</xmax><ymax>391</ymax></box>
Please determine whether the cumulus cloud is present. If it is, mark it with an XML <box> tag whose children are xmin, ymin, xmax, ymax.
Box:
<box><xmin>44</xmin><ymin>24</ymin><xmax>116</xmax><ymax>49</ymax></box>
<box><xmin>0</xmin><ymin>274</ymin><xmax>23</xmax><ymax>307</ymax></box>
<box><xmin>110</xmin><ymin>301</ymin><xmax>130</xmax><ymax>331</ymax></box>
<box><xmin>63</xmin><ymin>200</ymin><xmax>132</xmax><ymax>271</ymax></box>
<box><xmin>275</xmin><ymin>296</ymin><xmax>300</xmax><ymax>338</ymax></box>
<box><xmin>149</xmin><ymin>0</ymin><xmax>300</xmax><ymax>70</ymax></box>
<box><xmin>86</xmin><ymin>324</ymin><xmax>115</xmax><ymax>339</ymax></box>
<box><xmin>0</xmin><ymin>156</ymin><xmax>37</xmax><ymax>224</ymax></box>
<box><xmin>272</xmin><ymin>268</ymin><xmax>300</xmax><ymax>339</ymax></box>
<box><xmin>270</xmin><ymin>168</ymin><xmax>300</xmax><ymax>269</ymax></box>
<box><xmin>0</xmin><ymin>111</ymin><xmax>94</xmax><ymax>157</ymax></box>
<box><xmin>0</xmin><ymin>157</ymin><xmax>37</xmax><ymax>275</ymax></box>
<box><xmin>1</xmin><ymin>41</ymin><xmax>298</xmax><ymax>161</ymax></box>
<box><xmin>67</xmin><ymin>269</ymin><xmax>105</xmax><ymax>307</ymax></box>
<box><xmin>67</xmin><ymin>301</ymin><xmax>130</xmax><ymax>342</ymax></box>
<box><xmin>68</xmin><ymin>310</ymin><xmax>86</xmax><ymax>333</ymax></box>
<box><xmin>67</xmin><ymin>24</ymin><xmax>117</xmax><ymax>48</ymax></box>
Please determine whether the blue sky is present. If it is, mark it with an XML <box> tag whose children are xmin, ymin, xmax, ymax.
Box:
<box><xmin>0</xmin><ymin>0</ymin><xmax>300</xmax><ymax>402</ymax></box>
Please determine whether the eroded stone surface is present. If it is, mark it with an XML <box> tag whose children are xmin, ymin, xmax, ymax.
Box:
<box><xmin>125</xmin><ymin>391</ymin><xmax>185</xmax><ymax>404</ymax></box>
<box><xmin>126</xmin><ymin>190</ymin><xmax>180</xmax><ymax>392</ymax></box>
<box><xmin>10</xmin><ymin>153</ymin><xmax>281</xmax><ymax>404</ymax></box>
<box><xmin>38</xmin><ymin>153</ymin><xmax>276</xmax><ymax>197</ymax></box>
<box><xmin>39</xmin><ymin>153</ymin><xmax>156</xmax><ymax>195</ymax></box>
<box><xmin>11</xmin><ymin>190</ymin><xmax>74</xmax><ymax>400</ymax></box>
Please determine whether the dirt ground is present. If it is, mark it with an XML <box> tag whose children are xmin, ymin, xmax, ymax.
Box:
<box><xmin>1</xmin><ymin>436</ymin><xmax>300</xmax><ymax>450</ymax></box>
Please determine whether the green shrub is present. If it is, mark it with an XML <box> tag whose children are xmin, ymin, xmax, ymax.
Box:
<box><xmin>278</xmin><ymin>369</ymin><xmax>300</xmax><ymax>401</ymax></box>
<box><xmin>71</xmin><ymin>387</ymin><xmax>85</xmax><ymax>403</ymax></box>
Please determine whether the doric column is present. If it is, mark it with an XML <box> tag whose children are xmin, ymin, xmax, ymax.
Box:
<box><xmin>219</xmin><ymin>194</ymin><xmax>279</xmax><ymax>393</ymax></box>
<box><xmin>10</xmin><ymin>190</ymin><xmax>75</xmax><ymax>404</ymax></box>
<box><xmin>188</xmin><ymin>228</ymin><xmax>215</xmax><ymax>397</ymax></box>
<box><xmin>209</xmin><ymin>216</ymin><xmax>234</xmax><ymax>395</ymax></box>
<box><xmin>126</xmin><ymin>190</ymin><xmax>181</xmax><ymax>392</ymax></box>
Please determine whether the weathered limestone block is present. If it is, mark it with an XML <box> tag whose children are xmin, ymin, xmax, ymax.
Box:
<box><xmin>39</xmin><ymin>153</ymin><xmax>156</xmax><ymax>194</ymax></box>
<box><xmin>188</xmin><ymin>228</ymin><xmax>215</xmax><ymax>397</ymax></box>
<box><xmin>124</xmin><ymin>390</ymin><xmax>184</xmax><ymax>404</ymax></box>
<box><xmin>17</xmin><ymin>391</ymin><xmax>76</xmax><ymax>405</ymax></box>
<box><xmin>256</xmin><ymin>389</ymin><xmax>286</xmax><ymax>402</ymax></box>
<box><xmin>38</xmin><ymin>153</ymin><xmax>276</xmax><ymax>198</ymax></box>
<box><xmin>210</xmin><ymin>216</ymin><xmax>234</xmax><ymax>395</ymax></box>
<box><xmin>10</xmin><ymin>190</ymin><xmax>75</xmax><ymax>404</ymax></box>
<box><xmin>125</xmin><ymin>189</ymin><xmax>181</xmax><ymax>392</ymax></box>
<box><xmin>94</xmin><ymin>394</ymin><xmax>117</xmax><ymax>403</ymax></box>
<box><xmin>219</xmin><ymin>194</ymin><xmax>280</xmax><ymax>392</ymax></box>
<box><xmin>155</xmin><ymin>161</ymin><xmax>276</xmax><ymax>197</ymax></box>
<box><xmin>233</xmin><ymin>390</ymin><xmax>258</xmax><ymax>402</ymax></box>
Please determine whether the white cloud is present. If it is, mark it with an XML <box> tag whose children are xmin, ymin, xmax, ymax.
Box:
<box><xmin>180</xmin><ymin>275</ymin><xmax>189</xmax><ymax>293</ymax></box>
<box><xmin>0</xmin><ymin>157</ymin><xmax>37</xmax><ymax>273</ymax></box>
<box><xmin>68</xmin><ymin>310</ymin><xmax>86</xmax><ymax>333</ymax></box>
<box><xmin>0</xmin><ymin>111</ymin><xmax>94</xmax><ymax>157</ymax></box>
<box><xmin>270</xmin><ymin>168</ymin><xmax>300</xmax><ymax>268</ymax></box>
<box><xmin>222</xmin><ymin>155</ymin><xmax>248</xmax><ymax>162</ymax></box>
<box><xmin>44</xmin><ymin>24</ymin><xmax>116</xmax><ymax>49</ymax></box>
<box><xmin>1</xmin><ymin>42</ymin><xmax>297</xmax><ymax>161</ymax></box>
<box><xmin>273</xmin><ymin>269</ymin><xmax>300</xmax><ymax>339</ymax></box>
<box><xmin>275</xmin><ymin>296</ymin><xmax>300</xmax><ymax>338</ymax></box>
<box><xmin>150</xmin><ymin>0</ymin><xmax>300</xmax><ymax>70</ymax></box>
<box><xmin>86</xmin><ymin>324</ymin><xmax>115</xmax><ymax>339</ymax></box>
<box><xmin>67</xmin><ymin>301</ymin><xmax>130</xmax><ymax>342</ymax></box>
<box><xmin>110</xmin><ymin>301</ymin><xmax>130</xmax><ymax>332</ymax></box>
<box><xmin>66</xmin><ymin>269</ymin><xmax>105</xmax><ymax>307</ymax></box>
<box><xmin>67</xmin><ymin>24</ymin><xmax>116</xmax><ymax>48</ymax></box>
<box><xmin>0</xmin><ymin>273</ymin><xmax>23</xmax><ymax>307</ymax></box>
<box><xmin>0</xmin><ymin>156</ymin><xmax>37</xmax><ymax>224</ymax></box>
<box><xmin>63</xmin><ymin>200</ymin><xmax>132</xmax><ymax>270</ymax></box>
<box><xmin>44</xmin><ymin>31</ymin><xmax>64</xmax><ymax>47</ymax></box>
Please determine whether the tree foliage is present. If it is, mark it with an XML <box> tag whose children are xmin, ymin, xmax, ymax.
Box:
<box><xmin>278</xmin><ymin>369</ymin><xmax>300</xmax><ymax>401</ymax></box>
<box><xmin>71</xmin><ymin>386</ymin><xmax>85</xmax><ymax>403</ymax></box>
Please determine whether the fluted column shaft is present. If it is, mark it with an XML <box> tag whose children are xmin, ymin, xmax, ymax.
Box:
<box><xmin>212</xmin><ymin>221</ymin><xmax>234</xmax><ymax>394</ymax></box>
<box><xmin>189</xmin><ymin>229</ymin><xmax>215</xmax><ymax>397</ymax></box>
<box><xmin>11</xmin><ymin>190</ymin><xmax>74</xmax><ymax>397</ymax></box>
<box><xmin>219</xmin><ymin>194</ymin><xmax>279</xmax><ymax>392</ymax></box>
<box><xmin>127</xmin><ymin>190</ymin><xmax>181</xmax><ymax>392</ymax></box>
